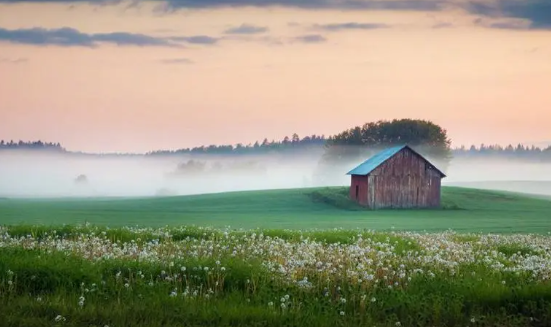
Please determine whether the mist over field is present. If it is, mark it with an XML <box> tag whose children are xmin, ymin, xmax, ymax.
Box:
<box><xmin>1</xmin><ymin>151</ymin><xmax>551</xmax><ymax>198</ymax></box>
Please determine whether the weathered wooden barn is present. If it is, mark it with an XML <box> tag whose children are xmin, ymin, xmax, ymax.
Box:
<box><xmin>346</xmin><ymin>145</ymin><xmax>446</xmax><ymax>209</ymax></box>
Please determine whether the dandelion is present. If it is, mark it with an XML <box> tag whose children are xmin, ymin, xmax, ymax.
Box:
<box><xmin>181</xmin><ymin>266</ymin><xmax>186</xmax><ymax>272</ymax></box>
<box><xmin>471</xmin><ymin>317</ymin><xmax>476</xmax><ymax>323</ymax></box>
<box><xmin>54</xmin><ymin>315</ymin><xmax>66</xmax><ymax>322</ymax></box>
<box><xmin>371</xmin><ymin>297</ymin><xmax>377</xmax><ymax>303</ymax></box>
<box><xmin>268</xmin><ymin>302</ymin><xmax>274</xmax><ymax>307</ymax></box>
<box><xmin>340</xmin><ymin>311</ymin><xmax>345</xmax><ymax>316</ymax></box>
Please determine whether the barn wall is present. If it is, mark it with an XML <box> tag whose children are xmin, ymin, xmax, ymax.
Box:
<box><xmin>349</xmin><ymin>174</ymin><xmax>368</xmax><ymax>206</ymax></box>
<box><xmin>367</xmin><ymin>147</ymin><xmax>442</xmax><ymax>209</ymax></box>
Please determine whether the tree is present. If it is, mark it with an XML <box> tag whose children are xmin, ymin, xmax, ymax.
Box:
<box><xmin>316</xmin><ymin>119</ymin><xmax>452</xmax><ymax>183</ymax></box>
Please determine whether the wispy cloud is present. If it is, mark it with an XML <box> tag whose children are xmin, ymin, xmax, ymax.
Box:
<box><xmin>159</xmin><ymin>57</ymin><xmax>194</xmax><ymax>64</ymax></box>
<box><xmin>312</xmin><ymin>22</ymin><xmax>390</xmax><ymax>31</ymax></box>
<box><xmin>0</xmin><ymin>0</ymin><xmax>443</xmax><ymax>12</ymax></box>
<box><xmin>0</xmin><ymin>27</ymin><xmax>223</xmax><ymax>48</ymax></box>
<box><xmin>473</xmin><ymin>17</ymin><xmax>531</xmax><ymax>31</ymax></box>
<box><xmin>224</xmin><ymin>24</ymin><xmax>268</xmax><ymax>35</ymax></box>
<box><xmin>169</xmin><ymin>35</ymin><xmax>220</xmax><ymax>45</ymax></box>
<box><xmin>432</xmin><ymin>22</ymin><xmax>453</xmax><ymax>29</ymax></box>
<box><xmin>466</xmin><ymin>0</ymin><xmax>551</xmax><ymax>30</ymax></box>
<box><xmin>0</xmin><ymin>27</ymin><xmax>181</xmax><ymax>47</ymax></box>
<box><xmin>0</xmin><ymin>57</ymin><xmax>28</xmax><ymax>64</ymax></box>
<box><xmin>292</xmin><ymin>34</ymin><xmax>327</xmax><ymax>44</ymax></box>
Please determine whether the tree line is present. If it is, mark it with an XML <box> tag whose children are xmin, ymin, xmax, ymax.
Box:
<box><xmin>0</xmin><ymin>140</ymin><xmax>65</xmax><ymax>151</ymax></box>
<box><xmin>1</xmin><ymin>124</ymin><xmax>550</xmax><ymax>162</ymax></box>
<box><xmin>146</xmin><ymin>134</ymin><xmax>327</xmax><ymax>156</ymax></box>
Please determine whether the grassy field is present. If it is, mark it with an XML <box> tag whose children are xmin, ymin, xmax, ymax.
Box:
<box><xmin>3</xmin><ymin>188</ymin><xmax>551</xmax><ymax>326</ymax></box>
<box><xmin>1</xmin><ymin>186</ymin><xmax>551</xmax><ymax>233</ymax></box>
<box><xmin>3</xmin><ymin>225</ymin><xmax>551</xmax><ymax>327</ymax></box>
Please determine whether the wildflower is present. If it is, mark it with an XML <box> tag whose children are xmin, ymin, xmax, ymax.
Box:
<box><xmin>340</xmin><ymin>298</ymin><xmax>347</xmax><ymax>304</ymax></box>
<box><xmin>181</xmin><ymin>266</ymin><xmax>186</xmax><ymax>272</ymax></box>
<box><xmin>471</xmin><ymin>317</ymin><xmax>476</xmax><ymax>323</ymax></box>
<box><xmin>340</xmin><ymin>311</ymin><xmax>345</xmax><ymax>316</ymax></box>
<box><xmin>371</xmin><ymin>297</ymin><xmax>377</xmax><ymax>303</ymax></box>
<box><xmin>268</xmin><ymin>302</ymin><xmax>274</xmax><ymax>307</ymax></box>
<box><xmin>54</xmin><ymin>315</ymin><xmax>66</xmax><ymax>322</ymax></box>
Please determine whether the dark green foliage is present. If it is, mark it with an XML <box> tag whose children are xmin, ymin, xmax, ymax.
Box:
<box><xmin>305</xmin><ymin>187</ymin><xmax>364</xmax><ymax>211</ymax></box>
<box><xmin>315</xmin><ymin>119</ymin><xmax>453</xmax><ymax>184</ymax></box>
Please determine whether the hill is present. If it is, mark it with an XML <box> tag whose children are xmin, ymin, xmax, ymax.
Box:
<box><xmin>446</xmin><ymin>180</ymin><xmax>551</xmax><ymax>197</ymax></box>
<box><xmin>1</xmin><ymin>187</ymin><xmax>551</xmax><ymax>233</ymax></box>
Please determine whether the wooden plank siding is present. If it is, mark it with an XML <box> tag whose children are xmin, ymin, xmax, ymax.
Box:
<box><xmin>351</xmin><ymin>147</ymin><xmax>443</xmax><ymax>209</ymax></box>
<box><xmin>349</xmin><ymin>174</ymin><xmax>369</xmax><ymax>206</ymax></box>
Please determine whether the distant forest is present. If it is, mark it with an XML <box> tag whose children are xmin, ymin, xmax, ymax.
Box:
<box><xmin>1</xmin><ymin>137</ymin><xmax>550</xmax><ymax>161</ymax></box>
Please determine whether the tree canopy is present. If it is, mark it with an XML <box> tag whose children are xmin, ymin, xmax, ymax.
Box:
<box><xmin>316</xmin><ymin>119</ymin><xmax>453</xmax><ymax>181</ymax></box>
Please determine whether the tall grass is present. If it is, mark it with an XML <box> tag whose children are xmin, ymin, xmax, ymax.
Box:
<box><xmin>2</xmin><ymin>225</ymin><xmax>551</xmax><ymax>327</ymax></box>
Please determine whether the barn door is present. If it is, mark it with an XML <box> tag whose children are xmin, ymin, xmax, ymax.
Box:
<box><xmin>355</xmin><ymin>185</ymin><xmax>359</xmax><ymax>200</ymax></box>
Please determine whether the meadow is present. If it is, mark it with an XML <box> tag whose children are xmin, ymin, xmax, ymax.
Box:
<box><xmin>1</xmin><ymin>187</ymin><xmax>551</xmax><ymax>233</ymax></box>
<box><xmin>3</xmin><ymin>187</ymin><xmax>551</xmax><ymax>326</ymax></box>
<box><xmin>3</xmin><ymin>224</ymin><xmax>551</xmax><ymax>327</ymax></box>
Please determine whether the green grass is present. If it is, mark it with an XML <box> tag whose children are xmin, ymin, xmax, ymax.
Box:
<box><xmin>2</xmin><ymin>187</ymin><xmax>551</xmax><ymax>233</ymax></box>
<box><xmin>3</xmin><ymin>226</ymin><xmax>551</xmax><ymax>327</ymax></box>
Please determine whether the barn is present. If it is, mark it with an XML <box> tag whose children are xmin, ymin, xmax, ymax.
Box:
<box><xmin>346</xmin><ymin>145</ymin><xmax>446</xmax><ymax>209</ymax></box>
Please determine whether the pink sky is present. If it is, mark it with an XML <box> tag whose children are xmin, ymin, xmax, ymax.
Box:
<box><xmin>0</xmin><ymin>0</ymin><xmax>550</xmax><ymax>153</ymax></box>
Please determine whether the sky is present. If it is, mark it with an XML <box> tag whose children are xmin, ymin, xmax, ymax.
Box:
<box><xmin>0</xmin><ymin>0</ymin><xmax>550</xmax><ymax>153</ymax></box>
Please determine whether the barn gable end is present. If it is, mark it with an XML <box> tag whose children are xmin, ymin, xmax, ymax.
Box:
<box><xmin>346</xmin><ymin>145</ymin><xmax>446</xmax><ymax>209</ymax></box>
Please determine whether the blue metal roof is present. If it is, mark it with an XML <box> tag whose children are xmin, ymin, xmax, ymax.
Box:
<box><xmin>346</xmin><ymin>144</ymin><xmax>447</xmax><ymax>177</ymax></box>
<box><xmin>346</xmin><ymin>145</ymin><xmax>407</xmax><ymax>176</ymax></box>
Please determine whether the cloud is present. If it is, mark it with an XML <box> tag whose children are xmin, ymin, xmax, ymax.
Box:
<box><xmin>292</xmin><ymin>34</ymin><xmax>327</xmax><ymax>43</ymax></box>
<box><xmin>224</xmin><ymin>24</ymin><xmax>268</xmax><ymax>34</ymax></box>
<box><xmin>0</xmin><ymin>57</ymin><xmax>28</xmax><ymax>64</ymax></box>
<box><xmin>0</xmin><ymin>27</ymin><xmax>181</xmax><ymax>47</ymax></box>
<box><xmin>169</xmin><ymin>35</ymin><xmax>220</xmax><ymax>44</ymax></box>
<box><xmin>0</xmin><ymin>0</ymin><xmax>443</xmax><ymax>12</ymax></box>
<box><xmin>159</xmin><ymin>57</ymin><xmax>194</xmax><ymax>64</ymax></box>
<box><xmin>432</xmin><ymin>22</ymin><xmax>453</xmax><ymax>29</ymax></box>
<box><xmin>313</xmin><ymin>22</ymin><xmax>390</xmax><ymax>31</ymax></box>
<box><xmin>466</xmin><ymin>0</ymin><xmax>551</xmax><ymax>30</ymax></box>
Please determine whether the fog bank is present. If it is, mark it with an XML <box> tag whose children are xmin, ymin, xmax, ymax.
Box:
<box><xmin>1</xmin><ymin>152</ymin><xmax>550</xmax><ymax>198</ymax></box>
